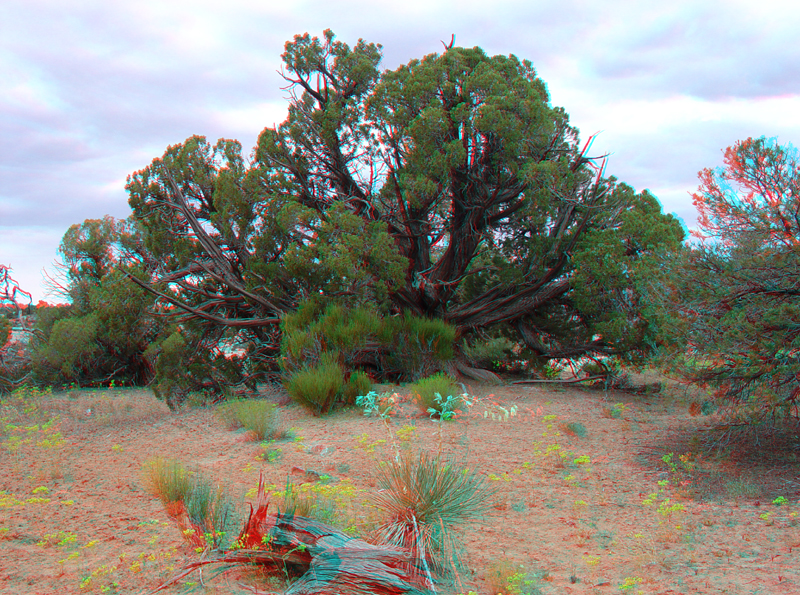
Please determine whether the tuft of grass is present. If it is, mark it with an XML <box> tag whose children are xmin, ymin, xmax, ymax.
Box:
<box><xmin>142</xmin><ymin>457</ymin><xmax>193</xmax><ymax>506</ymax></box>
<box><xmin>216</xmin><ymin>399</ymin><xmax>283</xmax><ymax>441</ymax></box>
<box><xmin>284</xmin><ymin>354</ymin><xmax>344</xmax><ymax>415</ymax></box>
<box><xmin>342</xmin><ymin>371</ymin><xmax>372</xmax><ymax>405</ymax></box>
<box><xmin>372</xmin><ymin>452</ymin><xmax>496</xmax><ymax>578</ymax></box>
<box><xmin>142</xmin><ymin>458</ymin><xmax>237</xmax><ymax>549</ymax></box>
<box><xmin>561</xmin><ymin>421</ymin><xmax>588</xmax><ymax>438</ymax></box>
<box><xmin>409</xmin><ymin>373</ymin><xmax>463</xmax><ymax>418</ymax></box>
<box><xmin>725</xmin><ymin>475</ymin><xmax>763</xmax><ymax>500</ymax></box>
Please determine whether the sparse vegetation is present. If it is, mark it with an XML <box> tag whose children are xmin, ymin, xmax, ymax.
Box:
<box><xmin>409</xmin><ymin>373</ymin><xmax>464</xmax><ymax>418</ymax></box>
<box><xmin>284</xmin><ymin>353</ymin><xmax>345</xmax><ymax>415</ymax></box>
<box><xmin>216</xmin><ymin>399</ymin><xmax>283</xmax><ymax>441</ymax></box>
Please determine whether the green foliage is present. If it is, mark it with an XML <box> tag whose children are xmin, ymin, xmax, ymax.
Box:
<box><xmin>280</xmin><ymin>301</ymin><xmax>383</xmax><ymax>375</ymax></box>
<box><xmin>122</xmin><ymin>29</ymin><xmax>681</xmax><ymax>383</ymax></box>
<box><xmin>146</xmin><ymin>330</ymin><xmax>190</xmax><ymax>410</ymax></box>
<box><xmin>461</xmin><ymin>336</ymin><xmax>515</xmax><ymax>369</ymax></box>
<box><xmin>285</xmin><ymin>353</ymin><xmax>345</xmax><ymax>415</ymax></box>
<box><xmin>384</xmin><ymin>315</ymin><xmax>456</xmax><ymax>381</ymax></box>
<box><xmin>143</xmin><ymin>458</ymin><xmax>236</xmax><ymax>549</ymax></box>
<box><xmin>652</xmin><ymin>137</ymin><xmax>800</xmax><ymax>423</ymax></box>
<box><xmin>373</xmin><ymin>452</ymin><xmax>495</xmax><ymax>576</ymax></box>
<box><xmin>31</xmin><ymin>217</ymin><xmax>163</xmax><ymax>388</ymax></box>
<box><xmin>355</xmin><ymin>390</ymin><xmax>397</xmax><ymax>418</ymax></box>
<box><xmin>486</xmin><ymin>559</ymin><xmax>545</xmax><ymax>595</ymax></box>
<box><xmin>143</xmin><ymin>457</ymin><xmax>193</xmax><ymax>506</ymax></box>
<box><xmin>0</xmin><ymin>317</ymin><xmax>10</xmax><ymax>350</ymax></box>
<box><xmin>343</xmin><ymin>371</ymin><xmax>372</xmax><ymax>405</ymax></box>
<box><xmin>571</xmin><ymin>186</ymin><xmax>685</xmax><ymax>364</ymax></box>
<box><xmin>409</xmin><ymin>373</ymin><xmax>462</xmax><ymax>417</ymax></box>
<box><xmin>31</xmin><ymin>314</ymin><xmax>101</xmax><ymax>385</ymax></box>
<box><xmin>562</xmin><ymin>422</ymin><xmax>588</xmax><ymax>438</ymax></box>
<box><xmin>281</xmin><ymin>300</ymin><xmax>456</xmax><ymax>384</ymax></box>
<box><xmin>216</xmin><ymin>400</ymin><xmax>283</xmax><ymax>441</ymax></box>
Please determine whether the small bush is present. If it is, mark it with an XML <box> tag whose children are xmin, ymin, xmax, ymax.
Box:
<box><xmin>462</xmin><ymin>336</ymin><xmax>515</xmax><ymax>368</ymax></box>
<box><xmin>561</xmin><ymin>422</ymin><xmax>588</xmax><ymax>438</ymax></box>
<box><xmin>216</xmin><ymin>399</ymin><xmax>283</xmax><ymax>441</ymax></box>
<box><xmin>486</xmin><ymin>559</ymin><xmax>544</xmax><ymax>595</ymax></box>
<box><xmin>143</xmin><ymin>457</ymin><xmax>193</xmax><ymax>505</ymax></box>
<box><xmin>142</xmin><ymin>457</ymin><xmax>237</xmax><ymax>549</ymax></box>
<box><xmin>285</xmin><ymin>354</ymin><xmax>344</xmax><ymax>415</ymax></box>
<box><xmin>409</xmin><ymin>373</ymin><xmax>462</xmax><ymax>417</ymax></box>
<box><xmin>342</xmin><ymin>371</ymin><xmax>372</xmax><ymax>405</ymax></box>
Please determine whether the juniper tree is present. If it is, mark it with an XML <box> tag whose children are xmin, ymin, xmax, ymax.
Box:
<box><xmin>125</xmin><ymin>30</ymin><xmax>683</xmax><ymax>380</ymax></box>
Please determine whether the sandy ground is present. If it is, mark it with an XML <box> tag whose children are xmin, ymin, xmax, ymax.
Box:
<box><xmin>2</xmin><ymin>374</ymin><xmax>800</xmax><ymax>595</ymax></box>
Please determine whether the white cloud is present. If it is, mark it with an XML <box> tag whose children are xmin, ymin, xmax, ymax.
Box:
<box><xmin>3</xmin><ymin>0</ymin><xmax>800</xmax><ymax>300</ymax></box>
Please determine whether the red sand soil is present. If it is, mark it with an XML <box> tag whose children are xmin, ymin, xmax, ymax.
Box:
<box><xmin>2</xmin><ymin>374</ymin><xmax>800</xmax><ymax>594</ymax></box>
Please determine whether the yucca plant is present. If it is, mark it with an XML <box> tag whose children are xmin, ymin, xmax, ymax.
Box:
<box><xmin>372</xmin><ymin>452</ymin><xmax>495</xmax><ymax>581</ymax></box>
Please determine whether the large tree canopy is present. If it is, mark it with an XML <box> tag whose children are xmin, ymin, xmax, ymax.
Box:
<box><xmin>126</xmin><ymin>30</ymin><xmax>683</xmax><ymax>380</ymax></box>
<box><xmin>657</xmin><ymin>137</ymin><xmax>800</xmax><ymax>423</ymax></box>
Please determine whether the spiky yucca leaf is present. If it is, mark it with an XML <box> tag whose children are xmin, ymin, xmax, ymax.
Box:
<box><xmin>372</xmin><ymin>452</ymin><xmax>495</xmax><ymax>577</ymax></box>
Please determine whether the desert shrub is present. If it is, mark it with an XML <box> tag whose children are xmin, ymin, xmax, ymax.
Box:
<box><xmin>409</xmin><ymin>373</ymin><xmax>463</xmax><ymax>417</ymax></box>
<box><xmin>561</xmin><ymin>421</ymin><xmax>588</xmax><ymax>438</ymax></box>
<box><xmin>0</xmin><ymin>320</ymin><xmax>32</xmax><ymax>394</ymax></box>
<box><xmin>216</xmin><ymin>399</ymin><xmax>283</xmax><ymax>441</ymax></box>
<box><xmin>143</xmin><ymin>457</ymin><xmax>193</xmax><ymax>506</ymax></box>
<box><xmin>30</xmin><ymin>313</ymin><xmax>101</xmax><ymax>385</ymax></box>
<box><xmin>0</xmin><ymin>318</ymin><xmax>10</xmax><ymax>349</ymax></box>
<box><xmin>281</xmin><ymin>301</ymin><xmax>383</xmax><ymax>374</ymax></box>
<box><xmin>462</xmin><ymin>336</ymin><xmax>515</xmax><ymax>368</ymax></box>
<box><xmin>342</xmin><ymin>371</ymin><xmax>372</xmax><ymax>405</ymax></box>
<box><xmin>143</xmin><ymin>457</ymin><xmax>237</xmax><ymax>549</ymax></box>
<box><xmin>373</xmin><ymin>452</ymin><xmax>495</xmax><ymax>577</ymax></box>
<box><xmin>280</xmin><ymin>300</ymin><xmax>456</xmax><ymax>384</ymax></box>
<box><xmin>145</xmin><ymin>330</ymin><xmax>191</xmax><ymax>411</ymax></box>
<box><xmin>384</xmin><ymin>315</ymin><xmax>456</xmax><ymax>381</ymax></box>
<box><xmin>285</xmin><ymin>353</ymin><xmax>345</xmax><ymax>415</ymax></box>
<box><xmin>486</xmin><ymin>559</ymin><xmax>545</xmax><ymax>595</ymax></box>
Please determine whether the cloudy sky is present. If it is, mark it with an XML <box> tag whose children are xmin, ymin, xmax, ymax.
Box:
<box><xmin>2</xmin><ymin>0</ymin><xmax>798</xmax><ymax>302</ymax></box>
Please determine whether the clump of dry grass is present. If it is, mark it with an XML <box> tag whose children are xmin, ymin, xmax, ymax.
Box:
<box><xmin>215</xmin><ymin>399</ymin><xmax>284</xmax><ymax>441</ymax></box>
<box><xmin>39</xmin><ymin>388</ymin><xmax>170</xmax><ymax>430</ymax></box>
<box><xmin>142</xmin><ymin>457</ymin><xmax>237</xmax><ymax>550</ymax></box>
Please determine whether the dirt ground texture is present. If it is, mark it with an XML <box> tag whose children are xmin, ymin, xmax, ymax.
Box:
<box><xmin>2</xmin><ymin>372</ymin><xmax>800</xmax><ymax>595</ymax></box>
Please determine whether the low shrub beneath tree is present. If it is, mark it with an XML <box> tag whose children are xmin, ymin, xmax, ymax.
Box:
<box><xmin>409</xmin><ymin>373</ymin><xmax>463</xmax><ymax>418</ymax></box>
<box><xmin>285</xmin><ymin>354</ymin><xmax>345</xmax><ymax>415</ymax></box>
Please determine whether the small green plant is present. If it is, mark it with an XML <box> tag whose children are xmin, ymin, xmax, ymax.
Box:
<box><xmin>409</xmin><ymin>373</ymin><xmax>462</xmax><ymax>417</ymax></box>
<box><xmin>561</xmin><ymin>421</ymin><xmax>588</xmax><ymax>437</ymax></box>
<box><xmin>619</xmin><ymin>576</ymin><xmax>643</xmax><ymax>591</ymax></box>
<box><xmin>356</xmin><ymin>391</ymin><xmax>397</xmax><ymax>418</ymax></box>
<box><xmin>216</xmin><ymin>399</ymin><xmax>283</xmax><ymax>441</ymax></box>
<box><xmin>428</xmin><ymin>392</ymin><xmax>470</xmax><ymax>421</ymax></box>
<box><xmin>256</xmin><ymin>440</ymin><xmax>283</xmax><ymax>463</ymax></box>
<box><xmin>602</xmin><ymin>402</ymin><xmax>627</xmax><ymax>419</ymax></box>
<box><xmin>284</xmin><ymin>354</ymin><xmax>344</xmax><ymax>415</ymax></box>
<box><xmin>142</xmin><ymin>458</ymin><xmax>236</xmax><ymax>549</ymax></box>
<box><xmin>342</xmin><ymin>371</ymin><xmax>372</xmax><ymax>405</ymax></box>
